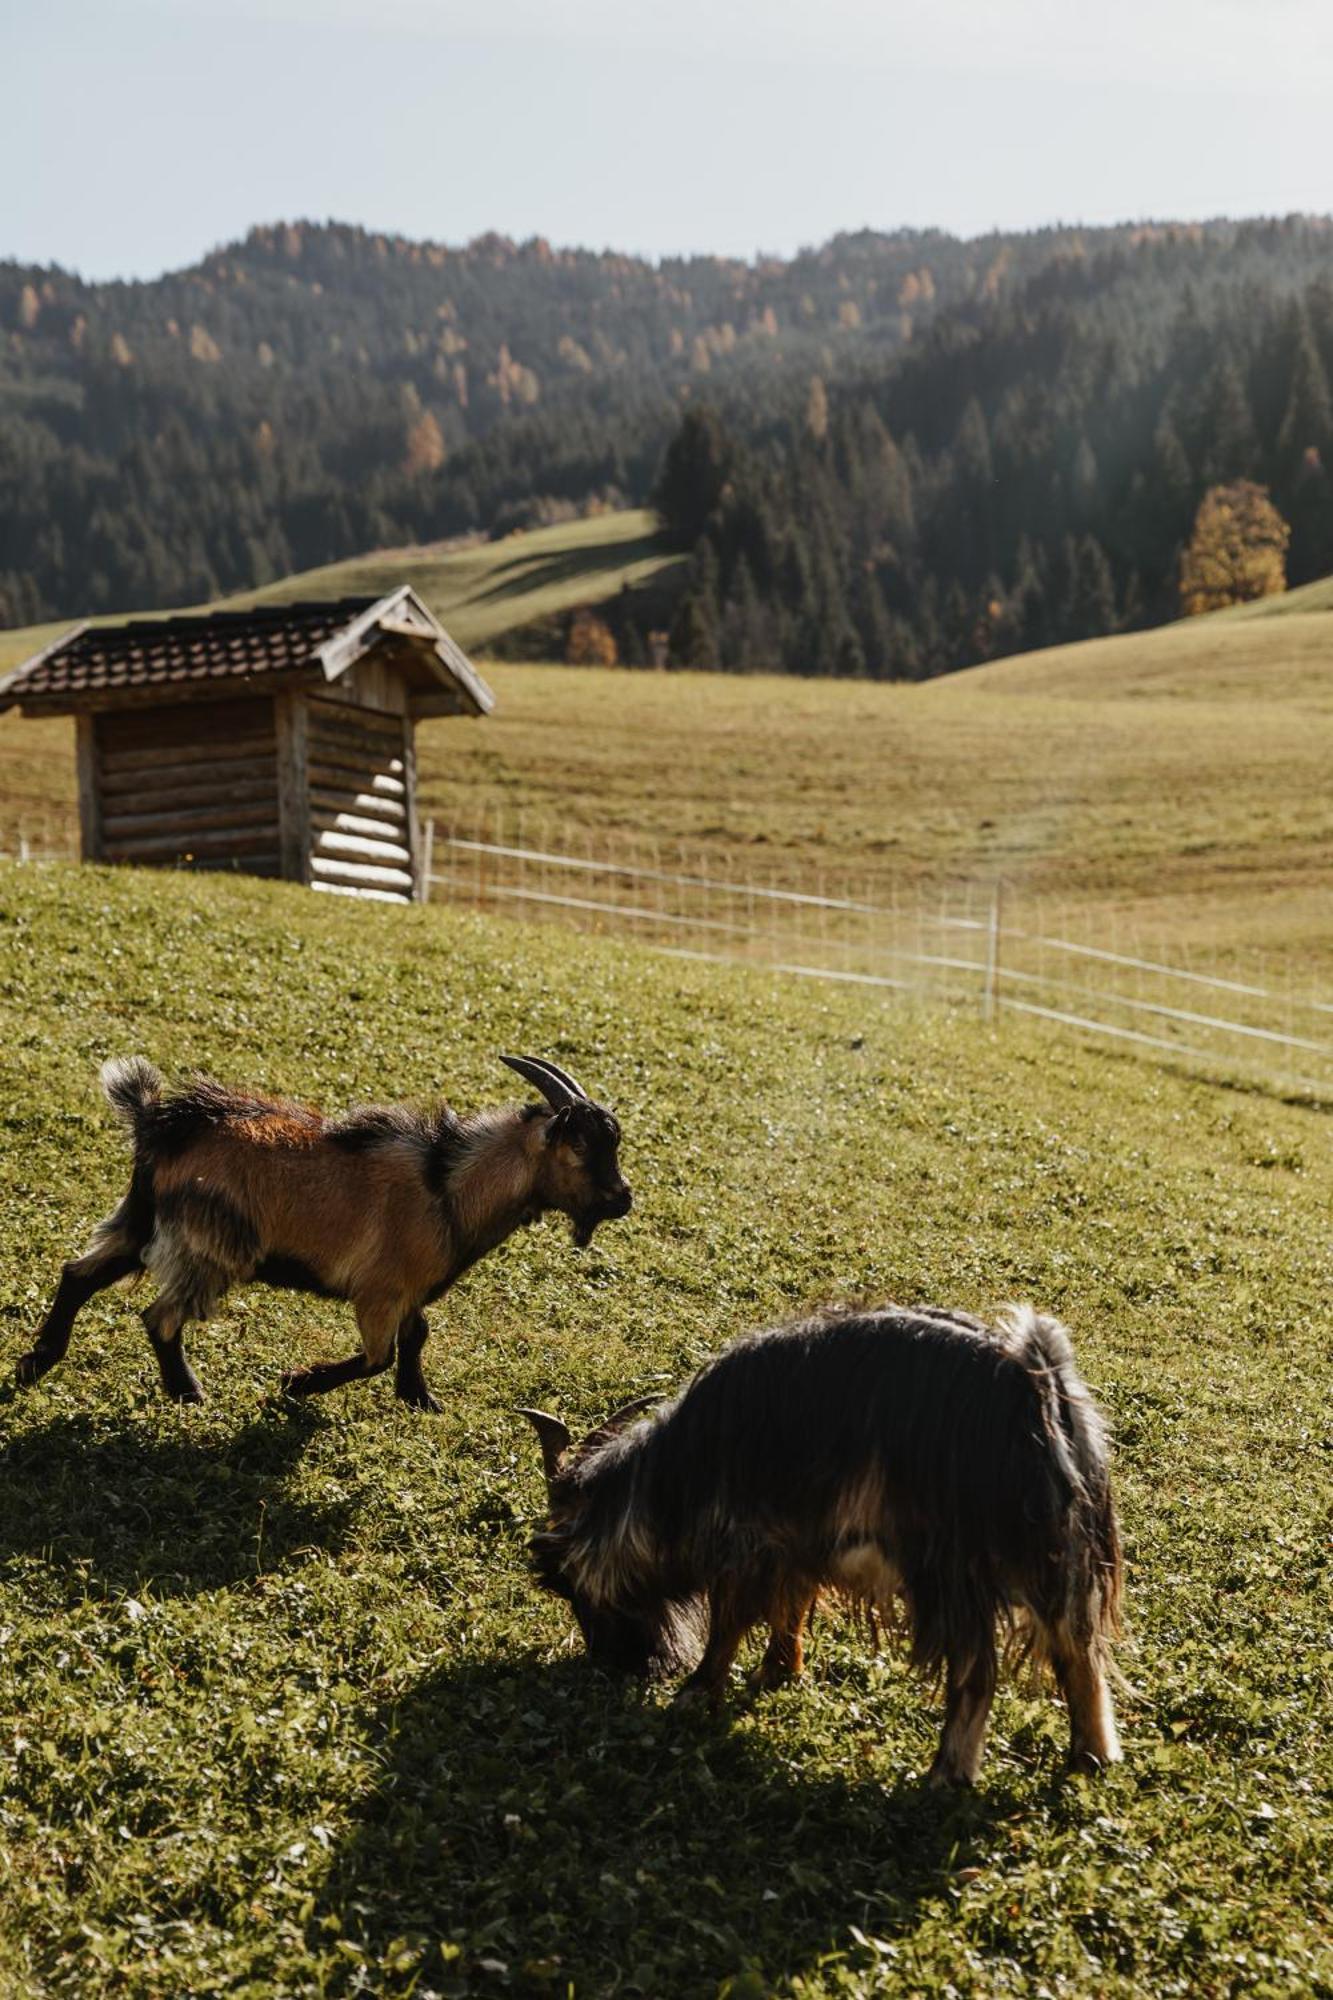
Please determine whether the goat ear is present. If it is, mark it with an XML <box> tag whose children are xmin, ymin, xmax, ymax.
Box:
<box><xmin>517</xmin><ymin>1407</ymin><xmax>572</xmax><ymax>1485</ymax></box>
<box><xmin>581</xmin><ymin>1394</ymin><xmax>658</xmax><ymax>1454</ymax></box>
<box><xmin>542</xmin><ymin>1104</ymin><xmax>574</xmax><ymax>1146</ymax></box>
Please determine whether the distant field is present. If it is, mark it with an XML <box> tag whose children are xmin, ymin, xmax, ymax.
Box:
<box><xmin>236</xmin><ymin>508</ymin><xmax>680</xmax><ymax>651</ymax></box>
<box><xmin>1</xmin><ymin>862</ymin><xmax>1330</xmax><ymax>1998</ymax></box>
<box><xmin>3</xmin><ymin>531</ymin><xmax>1332</xmax><ymax>974</ymax></box>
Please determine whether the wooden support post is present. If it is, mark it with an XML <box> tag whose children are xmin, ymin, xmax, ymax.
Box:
<box><xmin>274</xmin><ymin>693</ymin><xmax>311</xmax><ymax>885</ymax></box>
<box><xmin>75</xmin><ymin>714</ymin><xmax>102</xmax><ymax>862</ymax></box>
<box><xmin>402</xmin><ymin>717</ymin><xmax>424</xmax><ymax>901</ymax></box>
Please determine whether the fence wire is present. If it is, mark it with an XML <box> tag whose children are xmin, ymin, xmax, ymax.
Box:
<box><xmin>427</xmin><ymin>812</ymin><xmax>1333</xmax><ymax>1098</ymax></box>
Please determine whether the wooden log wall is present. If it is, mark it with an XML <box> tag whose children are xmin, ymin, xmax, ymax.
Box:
<box><xmin>306</xmin><ymin>696</ymin><xmax>415</xmax><ymax>903</ymax></box>
<box><xmin>92</xmin><ymin>699</ymin><xmax>282</xmax><ymax>874</ymax></box>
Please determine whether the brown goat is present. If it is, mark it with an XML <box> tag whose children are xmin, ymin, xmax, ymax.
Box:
<box><xmin>17</xmin><ymin>1053</ymin><xmax>631</xmax><ymax>1407</ymax></box>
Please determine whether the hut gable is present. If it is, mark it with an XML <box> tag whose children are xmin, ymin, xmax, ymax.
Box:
<box><xmin>0</xmin><ymin>589</ymin><xmax>494</xmax><ymax>904</ymax></box>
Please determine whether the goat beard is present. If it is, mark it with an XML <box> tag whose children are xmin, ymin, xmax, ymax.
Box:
<box><xmin>571</xmin><ymin>1213</ymin><xmax>599</xmax><ymax>1249</ymax></box>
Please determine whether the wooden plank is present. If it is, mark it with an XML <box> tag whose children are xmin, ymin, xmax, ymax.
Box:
<box><xmin>311</xmin><ymin>807</ymin><xmax>412</xmax><ymax>842</ymax></box>
<box><xmin>409</xmin><ymin>690</ymin><xmax>470</xmax><ymax>719</ymax></box>
<box><xmin>311</xmin><ymin>879</ymin><xmax>411</xmax><ymax>905</ymax></box>
<box><xmin>307</xmin><ymin>751</ymin><xmax>405</xmax><ymax>791</ymax></box>
<box><xmin>186</xmin><ymin>854</ymin><xmax>283</xmax><ymax>878</ymax></box>
<box><xmin>99</xmin><ymin>737</ymin><xmax>274</xmax><ymax>780</ymax></box>
<box><xmin>313</xmin><ymin>828</ymin><xmax>412</xmax><ymax>865</ymax></box>
<box><xmin>77</xmin><ymin>714</ymin><xmax>102</xmax><ymax>861</ymax></box>
<box><xmin>98</xmin><ymin>770</ymin><xmax>277</xmax><ymax>809</ymax></box>
<box><xmin>99</xmin><ymin>696</ymin><xmax>274</xmax><ymax>755</ymax></box>
<box><xmin>102</xmin><ymin>801</ymin><xmax>280</xmax><ymax>840</ymax></box>
<box><xmin>310</xmin><ymin>853</ymin><xmax>414</xmax><ymax>890</ymax></box>
<box><xmin>103</xmin><ymin>825</ymin><xmax>280</xmax><ymax>863</ymax></box>
<box><xmin>307</xmin><ymin>784</ymin><xmax>405</xmax><ymax>824</ymax></box>
<box><xmin>309</xmin><ymin>695</ymin><xmax>405</xmax><ymax>740</ymax></box>
<box><xmin>306</xmin><ymin>732</ymin><xmax>405</xmax><ymax>776</ymax></box>
<box><xmin>274</xmin><ymin>691</ymin><xmax>310</xmax><ymax>886</ymax></box>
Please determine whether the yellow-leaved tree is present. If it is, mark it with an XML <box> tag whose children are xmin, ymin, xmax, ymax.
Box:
<box><xmin>1179</xmin><ymin>480</ymin><xmax>1289</xmax><ymax>615</ymax></box>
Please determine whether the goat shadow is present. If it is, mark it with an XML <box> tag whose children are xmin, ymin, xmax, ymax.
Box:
<box><xmin>0</xmin><ymin>1400</ymin><xmax>350</xmax><ymax>1596</ymax></box>
<box><xmin>315</xmin><ymin>1652</ymin><xmax>1035</xmax><ymax>1998</ymax></box>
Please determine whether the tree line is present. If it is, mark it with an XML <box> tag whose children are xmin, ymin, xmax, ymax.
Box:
<box><xmin>2</xmin><ymin>214</ymin><xmax>1332</xmax><ymax>676</ymax></box>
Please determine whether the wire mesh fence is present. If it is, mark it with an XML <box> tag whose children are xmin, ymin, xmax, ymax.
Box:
<box><xmin>425</xmin><ymin>807</ymin><xmax>1333</xmax><ymax>1098</ymax></box>
<box><xmin>7</xmin><ymin>805</ymin><xmax>1328</xmax><ymax>1096</ymax></box>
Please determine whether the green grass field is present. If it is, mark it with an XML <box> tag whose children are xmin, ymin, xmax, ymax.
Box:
<box><xmin>4</xmin><ymin>518</ymin><xmax>1333</xmax><ymax>975</ymax></box>
<box><xmin>1</xmin><ymin>861</ymin><xmax>1330</xmax><ymax>1998</ymax></box>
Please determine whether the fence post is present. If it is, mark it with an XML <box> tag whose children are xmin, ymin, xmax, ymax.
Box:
<box><xmin>983</xmin><ymin>880</ymin><xmax>1003</xmax><ymax>1022</ymax></box>
<box><xmin>420</xmin><ymin>817</ymin><xmax>435</xmax><ymax>903</ymax></box>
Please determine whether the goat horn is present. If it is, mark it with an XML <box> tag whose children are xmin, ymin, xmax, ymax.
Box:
<box><xmin>581</xmin><ymin>1394</ymin><xmax>659</xmax><ymax>1453</ymax></box>
<box><xmin>499</xmin><ymin>1053</ymin><xmax>588</xmax><ymax>1110</ymax></box>
<box><xmin>529</xmin><ymin>1056</ymin><xmax>593</xmax><ymax>1102</ymax></box>
<box><xmin>516</xmin><ymin>1407</ymin><xmax>573</xmax><ymax>1482</ymax></box>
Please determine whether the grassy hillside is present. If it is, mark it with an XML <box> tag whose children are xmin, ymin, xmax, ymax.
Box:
<box><xmin>0</xmin><ymin>861</ymin><xmax>1329</xmax><ymax>1998</ymax></box>
<box><xmin>235</xmin><ymin>508</ymin><xmax>679</xmax><ymax>652</ymax></box>
<box><xmin>4</xmin><ymin>563</ymin><xmax>1333</xmax><ymax>972</ymax></box>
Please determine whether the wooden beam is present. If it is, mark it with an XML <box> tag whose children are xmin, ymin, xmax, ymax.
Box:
<box><xmin>274</xmin><ymin>691</ymin><xmax>310</xmax><ymax>885</ymax></box>
<box><xmin>307</xmin><ymin>757</ymin><xmax>405</xmax><ymax>798</ymax></box>
<box><xmin>310</xmin><ymin>853</ymin><xmax>414</xmax><ymax>891</ymax></box>
<box><xmin>76</xmin><ymin>714</ymin><xmax>101</xmax><ymax>861</ymax></box>
<box><xmin>402</xmin><ymin>715</ymin><xmax>423</xmax><ymax>902</ymax></box>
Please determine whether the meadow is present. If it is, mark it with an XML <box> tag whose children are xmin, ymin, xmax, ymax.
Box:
<box><xmin>0</xmin><ymin>860</ymin><xmax>1329</xmax><ymax>1998</ymax></box>
<box><xmin>5</xmin><ymin>520</ymin><xmax>1333</xmax><ymax>977</ymax></box>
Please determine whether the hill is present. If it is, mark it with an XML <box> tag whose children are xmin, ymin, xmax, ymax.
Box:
<box><xmin>237</xmin><ymin>507</ymin><xmax>680</xmax><ymax>654</ymax></box>
<box><xmin>4</xmin><ymin>546</ymin><xmax>1333</xmax><ymax>975</ymax></box>
<box><xmin>6</xmin><ymin>211</ymin><xmax>1333</xmax><ymax>673</ymax></box>
<box><xmin>0</xmin><ymin>859</ymin><xmax>1329</xmax><ymax>1997</ymax></box>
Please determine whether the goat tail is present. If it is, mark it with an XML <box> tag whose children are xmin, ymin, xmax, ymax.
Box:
<box><xmin>100</xmin><ymin>1056</ymin><xmax>163</xmax><ymax>1134</ymax></box>
<box><xmin>999</xmin><ymin>1304</ymin><xmax>1123</xmax><ymax>1647</ymax></box>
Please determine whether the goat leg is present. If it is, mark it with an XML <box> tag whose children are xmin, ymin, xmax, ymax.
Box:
<box><xmin>282</xmin><ymin>1299</ymin><xmax>397</xmax><ymax>1400</ymax></box>
<box><xmin>143</xmin><ymin>1297</ymin><xmax>205</xmax><ymax>1406</ymax></box>
<box><xmin>16</xmin><ymin>1245</ymin><xmax>141</xmax><ymax>1386</ymax></box>
<box><xmin>393</xmin><ymin>1307</ymin><xmax>440</xmax><ymax>1412</ymax></box>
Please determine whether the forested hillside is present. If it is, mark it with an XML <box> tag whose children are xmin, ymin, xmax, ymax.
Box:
<box><xmin>4</xmin><ymin>215</ymin><xmax>1333</xmax><ymax>677</ymax></box>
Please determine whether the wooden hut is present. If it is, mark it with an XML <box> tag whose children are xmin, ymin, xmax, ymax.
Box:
<box><xmin>0</xmin><ymin>589</ymin><xmax>494</xmax><ymax>903</ymax></box>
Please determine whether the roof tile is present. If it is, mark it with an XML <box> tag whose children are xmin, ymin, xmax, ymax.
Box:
<box><xmin>5</xmin><ymin>598</ymin><xmax>380</xmax><ymax>703</ymax></box>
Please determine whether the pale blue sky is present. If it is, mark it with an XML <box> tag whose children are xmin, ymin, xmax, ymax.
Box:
<box><xmin>5</xmin><ymin>0</ymin><xmax>1332</xmax><ymax>278</ymax></box>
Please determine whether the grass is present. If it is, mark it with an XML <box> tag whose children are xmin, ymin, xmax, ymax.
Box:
<box><xmin>1</xmin><ymin>860</ymin><xmax>1331</xmax><ymax>1998</ymax></box>
<box><xmin>236</xmin><ymin>509</ymin><xmax>680</xmax><ymax>652</ymax></box>
<box><xmin>4</xmin><ymin>523</ymin><xmax>1333</xmax><ymax>972</ymax></box>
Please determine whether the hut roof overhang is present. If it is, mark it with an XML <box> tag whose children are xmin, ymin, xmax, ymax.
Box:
<box><xmin>0</xmin><ymin>586</ymin><xmax>495</xmax><ymax>720</ymax></box>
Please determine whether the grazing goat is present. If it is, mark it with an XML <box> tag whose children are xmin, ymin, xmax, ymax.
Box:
<box><xmin>17</xmin><ymin>1052</ymin><xmax>631</xmax><ymax>1408</ymax></box>
<box><xmin>522</xmin><ymin>1303</ymin><xmax>1123</xmax><ymax>1785</ymax></box>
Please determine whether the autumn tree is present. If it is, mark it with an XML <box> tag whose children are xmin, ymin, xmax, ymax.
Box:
<box><xmin>1179</xmin><ymin>481</ymin><xmax>1289</xmax><ymax>615</ymax></box>
<box><xmin>565</xmin><ymin>608</ymin><xmax>618</xmax><ymax>667</ymax></box>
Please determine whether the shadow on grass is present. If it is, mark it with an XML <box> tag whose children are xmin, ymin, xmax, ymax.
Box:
<box><xmin>0</xmin><ymin>1402</ymin><xmax>349</xmax><ymax>1595</ymax></box>
<box><xmin>466</xmin><ymin>532</ymin><xmax>674</xmax><ymax>609</ymax></box>
<box><xmin>319</xmin><ymin>1654</ymin><xmax>1023</xmax><ymax>1997</ymax></box>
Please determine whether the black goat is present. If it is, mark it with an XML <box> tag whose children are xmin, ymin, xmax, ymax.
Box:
<box><xmin>523</xmin><ymin>1303</ymin><xmax>1123</xmax><ymax>1785</ymax></box>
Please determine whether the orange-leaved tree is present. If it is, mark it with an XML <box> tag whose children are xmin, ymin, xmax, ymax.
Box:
<box><xmin>1179</xmin><ymin>480</ymin><xmax>1289</xmax><ymax>615</ymax></box>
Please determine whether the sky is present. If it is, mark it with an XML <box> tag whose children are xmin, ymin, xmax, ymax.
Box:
<box><xmin>5</xmin><ymin>0</ymin><xmax>1333</xmax><ymax>279</ymax></box>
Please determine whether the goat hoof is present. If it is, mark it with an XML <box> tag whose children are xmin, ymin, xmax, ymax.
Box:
<box><xmin>280</xmin><ymin>1368</ymin><xmax>315</xmax><ymax>1399</ymax></box>
<box><xmin>15</xmin><ymin>1346</ymin><xmax>57</xmax><ymax>1387</ymax></box>
<box><xmin>925</xmin><ymin>1763</ymin><xmax>975</xmax><ymax>1791</ymax></box>
<box><xmin>396</xmin><ymin>1382</ymin><xmax>441</xmax><ymax>1412</ymax></box>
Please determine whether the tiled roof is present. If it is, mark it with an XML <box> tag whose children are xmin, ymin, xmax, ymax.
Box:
<box><xmin>1</xmin><ymin>599</ymin><xmax>381</xmax><ymax>706</ymax></box>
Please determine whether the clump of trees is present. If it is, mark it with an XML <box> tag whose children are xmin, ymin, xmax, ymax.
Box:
<box><xmin>1179</xmin><ymin>482</ymin><xmax>1290</xmax><ymax>614</ymax></box>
